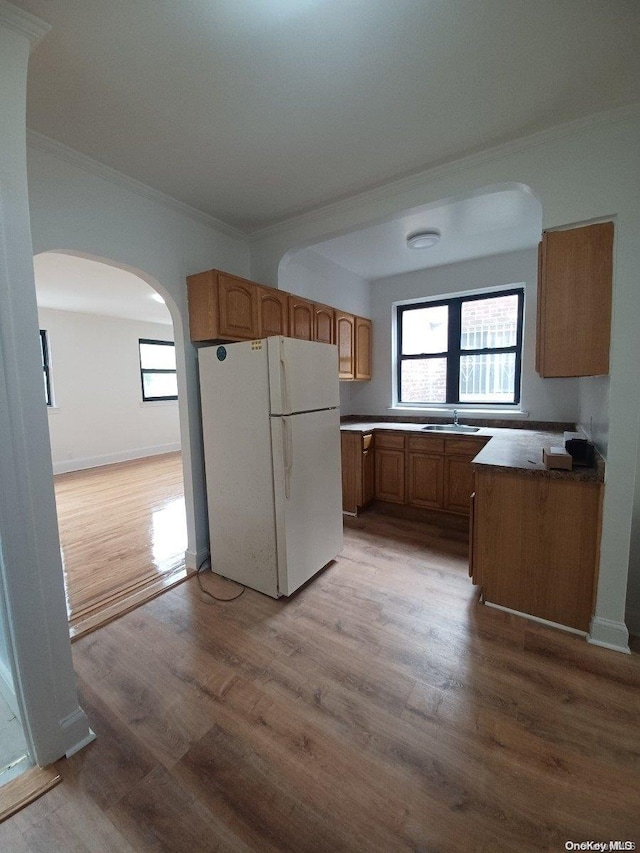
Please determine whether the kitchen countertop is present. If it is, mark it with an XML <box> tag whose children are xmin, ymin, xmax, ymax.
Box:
<box><xmin>340</xmin><ymin>421</ymin><xmax>604</xmax><ymax>483</ymax></box>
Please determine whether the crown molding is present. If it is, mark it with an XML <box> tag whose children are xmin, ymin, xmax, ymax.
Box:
<box><xmin>26</xmin><ymin>129</ymin><xmax>247</xmax><ymax>241</ymax></box>
<box><xmin>0</xmin><ymin>1</ymin><xmax>51</xmax><ymax>46</ymax></box>
<box><xmin>247</xmin><ymin>102</ymin><xmax>640</xmax><ymax>243</ymax></box>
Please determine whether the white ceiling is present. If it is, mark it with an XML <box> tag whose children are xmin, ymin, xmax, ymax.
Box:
<box><xmin>13</xmin><ymin>0</ymin><xmax>640</xmax><ymax>232</ymax></box>
<box><xmin>306</xmin><ymin>186</ymin><xmax>542</xmax><ymax>280</ymax></box>
<box><xmin>34</xmin><ymin>253</ymin><xmax>173</xmax><ymax>325</ymax></box>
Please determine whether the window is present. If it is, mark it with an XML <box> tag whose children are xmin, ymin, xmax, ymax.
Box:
<box><xmin>139</xmin><ymin>339</ymin><xmax>178</xmax><ymax>401</ymax></box>
<box><xmin>40</xmin><ymin>330</ymin><xmax>52</xmax><ymax>406</ymax></box>
<box><xmin>397</xmin><ymin>288</ymin><xmax>524</xmax><ymax>406</ymax></box>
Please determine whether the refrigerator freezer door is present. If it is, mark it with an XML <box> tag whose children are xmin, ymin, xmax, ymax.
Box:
<box><xmin>198</xmin><ymin>342</ymin><xmax>279</xmax><ymax>597</ymax></box>
<box><xmin>268</xmin><ymin>336</ymin><xmax>340</xmax><ymax>415</ymax></box>
<box><xmin>271</xmin><ymin>407</ymin><xmax>343</xmax><ymax>596</ymax></box>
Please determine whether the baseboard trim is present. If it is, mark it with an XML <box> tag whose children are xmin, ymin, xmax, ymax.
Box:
<box><xmin>587</xmin><ymin>616</ymin><xmax>631</xmax><ymax>654</ymax></box>
<box><xmin>185</xmin><ymin>548</ymin><xmax>209</xmax><ymax>571</ymax></box>
<box><xmin>60</xmin><ymin>708</ymin><xmax>95</xmax><ymax>758</ymax></box>
<box><xmin>52</xmin><ymin>443</ymin><xmax>181</xmax><ymax>474</ymax></box>
<box><xmin>484</xmin><ymin>601</ymin><xmax>588</xmax><ymax>637</ymax></box>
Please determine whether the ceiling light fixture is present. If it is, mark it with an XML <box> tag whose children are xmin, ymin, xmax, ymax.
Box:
<box><xmin>151</xmin><ymin>293</ymin><xmax>165</xmax><ymax>303</ymax></box>
<box><xmin>406</xmin><ymin>229</ymin><xmax>441</xmax><ymax>249</ymax></box>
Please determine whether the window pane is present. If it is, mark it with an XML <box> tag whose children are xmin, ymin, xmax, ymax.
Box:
<box><xmin>461</xmin><ymin>295</ymin><xmax>519</xmax><ymax>350</ymax></box>
<box><xmin>400</xmin><ymin>358</ymin><xmax>447</xmax><ymax>403</ymax></box>
<box><xmin>459</xmin><ymin>353</ymin><xmax>516</xmax><ymax>403</ymax></box>
<box><xmin>402</xmin><ymin>305</ymin><xmax>449</xmax><ymax>355</ymax></box>
<box><xmin>140</xmin><ymin>342</ymin><xmax>176</xmax><ymax>370</ymax></box>
<box><xmin>142</xmin><ymin>372</ymin><xmax>177</xmax><ymax>399</ymax></box>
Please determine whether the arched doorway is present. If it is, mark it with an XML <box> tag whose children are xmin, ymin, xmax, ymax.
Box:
<box><xmin>33</xmin><ymin>251</ymin><xmax>191</xmax><ymax>636</ymax></box>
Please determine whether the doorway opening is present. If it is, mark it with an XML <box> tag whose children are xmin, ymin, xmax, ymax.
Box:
<box><xmin>33</xmin><ymin>252</ymin><xmax>189</xmax><ymax>638</ymax></box>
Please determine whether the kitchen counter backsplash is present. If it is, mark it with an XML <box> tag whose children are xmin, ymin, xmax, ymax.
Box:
<box><xmin>340</xmin><ymin>414</ymin><xmax>577</xmax><ymax>432</ymax></box>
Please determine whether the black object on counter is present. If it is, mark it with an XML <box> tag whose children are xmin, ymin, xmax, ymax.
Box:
<box><xmin>565</xmin><ymin>438</ymin><xmax>595</xmax><ymax>467</ymax></box>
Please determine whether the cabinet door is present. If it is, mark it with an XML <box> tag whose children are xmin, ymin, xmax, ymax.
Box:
<box><xmin>537</xmin><ymin>222</ymin><xmax>613</xmax><ymax>377</ymax></box>
<box><xmin>354</xmin><ymin>316</ymin><xmax>372</xmax><ymax>380</ymax></box>
<box><xmin>314</xmin><ymin>304</ymin><xmax>335</xmax><ymax>345</ymax></box>
<box><xmin>289</xmin><ymin>296</ymin><xmax>315</xmax><ymax>340</ymax></box>
<box><xmin>335</xmin><ymin>312</ymin><xmax>355</xmax><ymax>379</ymax></box>
<box><xmin>407</xmin><ymin>452</ymin><xmax>444</xmax><ymax>509</ymax></box>
<box><xmin>443</xmin><ymin>455</ymin><xmax>475</xmax><ymax>515</ymax></box>
<box><xmin>218</xmin><ymin>273</ymin><xmax>259</xmax><ymax>340</ymax></box>
<box><xmin>362</xmin><ymin>446</ymin><xmax>375</xmax><ymax>507</ymax></box>
<box><xmin>258</xmin><ymin>287</ymin><xmax>289</xmax><ymax>338</ymax></box>
<box><xmin>374</xmin><ymin>448</ymin><xmax>405</xmax><ymax>504</ymax></box>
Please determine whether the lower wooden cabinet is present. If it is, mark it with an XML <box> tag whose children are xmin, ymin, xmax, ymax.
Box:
<box><xmin>341</xmin><ymin>432</ymin><xmax>375</xmax><ymax>514</ymax></box>
<box><xmin>375</xmin><ymin>449</ymin><xmax>406</xmax><ymax>504</ymax></box>
<box><xmin>407</xmin><ymin>452</ymin><xmax>444</xmax><ymax>509</ymax></box>
<box><xmin>472</xmin><ymin>467</ymin><xmax>602</xmax><ymax>631</ymax></box>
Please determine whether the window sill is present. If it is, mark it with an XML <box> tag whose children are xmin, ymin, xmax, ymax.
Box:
<box><xmin>389</xmin><ymin>406</ymin><xmax>529</xmax><ymax>420</ymax></box>
<box><xmin>139</xmin><ymin>399</ymin><xmax>178</xmax><ymax>408</ymax></box>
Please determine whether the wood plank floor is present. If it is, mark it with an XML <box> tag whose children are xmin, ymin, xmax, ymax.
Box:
<box><xmin>2</xmin><ymin>510</ymin><xmax>639</xmax><ymax>851</ymax></box>
<box><xmin>54</xmin><ymin>453</ymin><xmax>188</xmax><ymax>634</ymax></box>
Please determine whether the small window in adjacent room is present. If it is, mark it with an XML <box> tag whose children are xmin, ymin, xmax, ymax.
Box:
<box><xmin>139</xmin><ymin>339</ymin><xmax>178</xmax><ymax>402</ymax></box>
<box><xmin>40</xmin><ymin>329</ymin><xmax>53</xmax><ymax>406</ymax></box>
<box><xmin>397</xmin><ymin>288</ymin><xmax>524</xmax><ymax>406</ymax></box>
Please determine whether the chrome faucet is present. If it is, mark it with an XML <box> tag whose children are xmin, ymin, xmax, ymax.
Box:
<box><xmin>453</xmin><ymin>409</ymin><xmax>459</xmax><ymax>426</ymax></box>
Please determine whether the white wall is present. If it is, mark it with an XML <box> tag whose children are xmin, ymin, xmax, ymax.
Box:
<box><xmin>278</xmin><ymin>247</ymin><xmax>371</xmax><ymax>416</ymax></box>
<box><xmin>347</xmin><ymin>248</ymin><xmax>580</xmax><ymax>423</ymax></box>
<box><xmin>250</xmin><ymin>109</ymin><xmax>640</xmax><ymax>651</ymax></box>
<box><xmin>27</xmin><ymin>140</ymin><xmax>250</xmax><ymax>568</ymax></box>
<box><xmin>39</xmin><ymin>308</ymin><xmax>181</xmax><ymax>473</ymax></box>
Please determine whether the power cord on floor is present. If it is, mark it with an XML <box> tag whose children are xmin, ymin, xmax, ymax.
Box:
<box><xmin>196</xmin><ymin>555</ymin><xmax>246</xmax><ymax>602</ymax></box>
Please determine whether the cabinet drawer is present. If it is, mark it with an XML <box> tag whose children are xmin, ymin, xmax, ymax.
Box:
<box><xmin>362</xmin><ymin>433</ymin><xmax>373</xmax><ymax>451</ymax></box>
<box><xmin>375</xmin><ymin>432</ymin><xmax>406</xmax><ymax>450</ymax></box>
<box><xmin>445</xmin><ymin>437</ymin><xmax>488</xmax><ymax>457</ymax></box>
<box><xmin>407</xmin><ymin>434</ymin><xmax>445</xmax><ymax>453</ymax></box>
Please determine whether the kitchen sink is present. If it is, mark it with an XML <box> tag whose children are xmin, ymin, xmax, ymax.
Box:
<box><xmin>422</xmin><ymin>424</ymin><xmax>480</xmax><ymax>433</ymax></box>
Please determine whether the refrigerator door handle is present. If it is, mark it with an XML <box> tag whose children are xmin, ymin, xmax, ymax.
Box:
<box><xmin>279</xmin><ymin>339</ymin><xmax>291</xmax><ymax>415</ymax></box>
<box><xmin>282</xmin><ymin>417</ymin><xmax>293</xmax><ymax>499</ymax></box>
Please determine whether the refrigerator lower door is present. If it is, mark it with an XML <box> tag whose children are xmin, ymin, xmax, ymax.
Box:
<box><xmin>271</xmin><ymin>407</ymin><xmax>344</xmax><ymax>596</ymax></box>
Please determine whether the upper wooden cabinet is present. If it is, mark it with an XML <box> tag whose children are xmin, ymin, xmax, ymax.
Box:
<box><xmin>187</xmin><ymin>270</ymin><xmax>259</xmax><ymax>342</ymax></box>
<box><xmin>288</xmin><ymin>295</ymin><xmax>315</xmax><ymax>341</ymax></box>
<box><xmin>335</xmin><ymin>312</ymin><xmax>355</xmax><ymax>379</ymax></box>
<box><xmin>536</xmin><ymin>222</ymin><xmax>613</xmax><ymax>377</ymax></box>
<box><xmin>355</xmin><ymin>316</ymin><xmax>372</xmax><ymax>380</ymax></box>
<box><xmin>314</xmin><ymin>303</ymin><xmax>335</xmax><ymax>345</ymax></box>
<box><xmin>335</xmin><ymin>313</ymin><xmax>372</xmax><ymax>380</ymax></box>
<box><xmin>187</xmin><ymin>268</ymin><xmax>372</xmax><ymax>379</ymax></box>
<box><xmin>258</xmin><ymin>287</ymin><xmax>289</xmax><ymax>338</ymax></box>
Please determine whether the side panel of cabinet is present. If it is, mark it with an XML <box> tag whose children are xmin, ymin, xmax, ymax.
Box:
<box><xmin>341</xmin><ymin>433</ymin><xmax>359</xmax><ymax>514</ymax></box>
<box><xmin>314</xmin><ymin>304</ymin><xmax>335</xmax><ymax>345</ymax></box>
<box><xmin>354</xmin><ymin>317</ymin><xmax>372</xmax><ymax>380</ymax></box>
<box><xmin>407</xmin><ymin>452</ymin><xmax>444</xmax><ymax>509</ymax></box>
<box><xmin>475</xmin><ymin>470</ymin><xmax>602</xmax><ymax>632</ymax></box>
<box><xmin>374</xmin><ymin>448</ymin><xmax>405</xmax><ymax>504</ymax></box>
<box><xmin>362</xmin><ymin>446</ymin><xmax>375</xmax><ymax>507</ymax></box>
<box><xmin>258</xmin><ymin>287</ymin><xmax>289</xmax><ymax>338</ymax></box>
<box><xmin>335</xmin><ymin>312</ymin><xmax>355</xmax><ymax>379</ymax></box>
<box><xmin>217</xmin><ymin>273</ymin><xmax>259</xmax><ymax>340</ymax></box>
<box><xmin>289</xmin><ymin>296</ymin><xmax>315</xmax><ymax>340</ymax></box>
<box><xmin>187</xmin><ymin>270</ymin><xmax>219</xmax><ymax>342</ymax></box>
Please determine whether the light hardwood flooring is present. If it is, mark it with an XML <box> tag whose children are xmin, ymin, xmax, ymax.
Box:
<box><xmin>2</xmin><ymin>510</ymin><xmax>639</xmax><ymax>850</ymax></box>
<box><xmin>54</xmin><ymin>453</ymin><xmax>188</xmax><ymax>637</ymax></box>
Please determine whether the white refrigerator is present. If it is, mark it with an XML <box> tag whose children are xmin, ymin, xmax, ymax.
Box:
<box><xmin>198</xmin><ymin>336</ymin><xmax>344</xmax><ymax>598</ymax></box>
